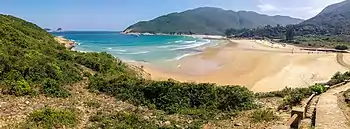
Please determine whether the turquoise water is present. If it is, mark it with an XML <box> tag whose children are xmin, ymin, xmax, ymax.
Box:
<box><xmin>52</xmin><ymin>31</ymin><xmax>217</xmax><ymax>63</ymax></box>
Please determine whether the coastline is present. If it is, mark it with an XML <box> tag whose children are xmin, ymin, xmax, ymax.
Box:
<box><xmin>56</xmin><ymin>35</ymin><xmax>348</xmax><ymax>92</ymax></box>
<box><xmin>54</xmin><ymin>36</ymin><xmax>76</xmax><ymax>49</ymax></box>
<box><xmin>138</xmin><ymin>39</ymin><xmax>349</xmax><ymax>92</ymax></box>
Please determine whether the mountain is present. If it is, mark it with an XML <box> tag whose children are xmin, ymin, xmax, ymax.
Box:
<box><xmin>301</xmin><ymin>0</ymin><xmax>350</xmax><ymax>34</ymax></box>
<box><xmin>0</xmin><ymin>14</ymin><xmax>133</xmax><ymax>97</ymax></box>
<box><xmin>124</xmin><ymin>7</ymin><xmax>304</xmax><ymax>35</ymax></box>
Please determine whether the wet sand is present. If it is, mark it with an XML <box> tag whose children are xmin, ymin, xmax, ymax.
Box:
<box><xmin>135</xmin><ymin>39</ymin><xmax>348</xmax><ymax>92</ymax></box>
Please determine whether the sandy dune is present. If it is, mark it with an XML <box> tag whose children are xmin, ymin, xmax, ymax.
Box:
<box><xmin>138</xmin><ymin>40</ymin><xmax>348</xmax><ymax>92</ymax></box>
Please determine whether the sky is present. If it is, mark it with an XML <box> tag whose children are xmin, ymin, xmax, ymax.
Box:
<box><xmin>0</xmin><ymin>0</ymin><xmax>344</xmax><ymax>31</ymax></box>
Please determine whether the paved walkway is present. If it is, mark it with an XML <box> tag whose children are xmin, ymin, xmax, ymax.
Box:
<box><xmin>315</xmin><ymin>84</ymin><xmax>350</xmax><ymax>129</ymax></box>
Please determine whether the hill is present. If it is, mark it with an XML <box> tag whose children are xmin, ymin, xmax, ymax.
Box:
<box><xmin>123</xmin><ymin>7</ymin><xmax>303</xmax><ymax>35</ymax></box>
<box><xmin>0</xmin><ymin>14</ymin><xmax>259</xmax><ymax>128</ymax></box>
<box><xmin>301</xmin><ymin>0</ymin><xmax>350</xmax><ymax>34</ymax></box>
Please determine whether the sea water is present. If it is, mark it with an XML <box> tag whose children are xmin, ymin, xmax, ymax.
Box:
<box><xmin>52</xmin><ymin>31</ymin><xmax>218</xmax><ymax>64</ymax></box>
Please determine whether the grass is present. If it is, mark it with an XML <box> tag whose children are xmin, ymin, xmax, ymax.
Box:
<box><xmin>22</xmin><ymin>108</ymin><xmax>77</xmax><ymax>129</ymax></box>
<box><xmin>88</xmin><ymin>111</ymin><xmax>160</xmax><ymax>129</ymax></box>
<box><xmin>251</xmin><ymin>109</ymin><xmax>277</xmax><ymax>122</ymax></box>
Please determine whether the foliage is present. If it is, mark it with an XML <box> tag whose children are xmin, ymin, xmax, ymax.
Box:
<box><xmin>88</xmin><ymin>75</ymin><xmax>256</xmax><ymax>119</ymax></box>
<box><xmin>0</xmin><ymin>14</ymin><xmax>134</xmax><ymax>97</ymax></box>
<box><xmin>88</xmin><ymin>112</ymin><xmax>160</xmax><ymax>129</ymax></box>
<box><xmin>251</xmin><ymin>109</ymin><xmax>277</xmax><ymax>122</ymax></box>
<box><xmin>256</xmin><ymin>87</ymin><xmax>313</xmax><ymax>109</ymax></box>
<box><xmin>12</xmin><ymin>79</ymin><xmax>34</xmax><ymax>96</ymax></box>
<box><xmin>327</xmin><ymin>71</ymin><xmax>350</xmax><ymax>86</ymax></box>
<box><xmin>310</xmin><ymin>84</ymin><xmax>326</xmax><ymax>95</ymax></box>
<box><xmin>41</xmin><ymin>78</ymin><xmax>71</xmax><ymax>98</ymax></box>
<box><xmin>343</xmin><ymin>89</ymin><xmax>350</xmax><ymax>104</ymax></box>
<box><xmin>126</xmin><ymin>7</ymin><xmax>302</xmax><ymax>35</ymax></box>
<box><xmin>23</xmin><ymin>108</ymin><xmax>77</xmax><ymax>129</ymax></box>
<box><xmin>335</xmin><ymin>45</ymin><xmax>349</xmax><ymax>50</ymax></box>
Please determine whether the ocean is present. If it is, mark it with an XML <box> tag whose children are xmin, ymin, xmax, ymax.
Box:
<box><xmin>52</xmin><ymin>31</ymin><xmax>218</xmax><ymax>64</ymax></box>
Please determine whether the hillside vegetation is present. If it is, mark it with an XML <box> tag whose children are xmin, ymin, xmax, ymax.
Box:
<box><xmin>225</xmin><ymin>0</ymin><xmax>350</xmax><ymax>49</ymax></box>
<box><xmin>0</xmin><ymin>14</ymin><xmax>258</xmax><ymax>128</ymax></box>
<box><xmin>124</xmin><ymin>7</ymin><xmax>303</xmax><ymax>35</ymax></box>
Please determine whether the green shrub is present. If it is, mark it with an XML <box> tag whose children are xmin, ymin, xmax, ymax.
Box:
<box><xmin>252</xmin><ymin>109</ymin><xmax>277</xmax><ymax>122</ymax></box>
<box><xmin>335</xmin><ymin>45</ymin><xmax>348</xmax><ymax>50</ymax></box>
<box><xmin>327</xmin><ymin>71</ymin><xmax>350</xmax><ymax>85</ymax></box>
<box><xmin>310</xmin><ymin>84</ymin><xmax>326</xmax><ymax>94</ymax></box>
<box><xmin>88</xmin><ymin>75</ymin><xmax>256</xmax><ymax>119</ymax></box>
<box><xmin>42</xmin><ymin>79</ymin><xmax>70</xmax><ymax>98</ymax></box>
<box><xmin>23</xmin><ymin>108</ymin><xmax>77</xmax><ymax>129</ymax></box>
<box><xmin>12</xmin><ymin>80</ymin><xmax>33</xmax><ymax>96</ymax></box>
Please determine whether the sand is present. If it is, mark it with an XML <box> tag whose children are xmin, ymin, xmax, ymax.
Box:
<box><xmin>54</xmin><ymin>36</ymin><xmax>75</xmax><ymax>49</ymax></box>
<box><xmin>136</xmin><ymin>39</ymin><xmax>348</xmax><ymax>92</ymax></box>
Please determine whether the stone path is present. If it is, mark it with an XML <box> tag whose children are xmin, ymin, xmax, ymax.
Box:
<box><xmin>315</xmin><ymin>83</ymin><xmax>350</xmax><ymax>129</ymax></box>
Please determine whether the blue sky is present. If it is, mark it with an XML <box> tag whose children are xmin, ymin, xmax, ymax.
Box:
<box><xmin>0</xmin><ymin>0</ymin><xmax>343</xmax><ymax>31</ymax></box>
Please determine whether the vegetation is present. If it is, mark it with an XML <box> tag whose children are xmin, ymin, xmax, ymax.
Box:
<box><xmin>88</xmin><ymin>112</ymin><xmax>162</xmax><ymax>129</ymax></box>
<box><xmin>0</xmin><ymin>14</ymin><xmax>133</xmax><ymax>98</ymax></box>
<box><xmin>310</xmin><ymin>84</ymin><xmax>326</xmax><ymax>95</ymax></box>
<box><xmin>22</xmin><ymin>108</ymin><xmax>77</xmax><ymax>129</ymax></box>
<box><xmin>327</xmin><ymin>71</ymin><xmax>350</xmax><ymax>86</ymax></box>
<box><xmin>89</xmin><ymin>75</ymin><xmax>256</xmax><ymax>119</ymax></box>
<box><xmin>224</xmin><ymin>0</ymin><xmax>350</xmax><ymax>48</ymax></box>
<box><xmin>343</xmin><ymin>89</ymin><xmax>350</xmax><ymax>104</ymax></box>
<box><xmin>251</xmin><ymin>109</ymin><xmax>278</xmax><ymax>122</ymax></box>
<box><xmin>335</xmin><ymin>45</ymin><xmax>349</xmax><ymax>50</ymax></box>
<box><xmin>125</xmin><ymin>7</ymin><xmax>302</xmax><ymax>35</ymax></box>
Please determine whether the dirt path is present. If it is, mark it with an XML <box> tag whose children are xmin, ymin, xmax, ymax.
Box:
<box><xmin>315</xmin><ymin>83</ymin><xmax>350</xmax><ymax>129</ymax></box>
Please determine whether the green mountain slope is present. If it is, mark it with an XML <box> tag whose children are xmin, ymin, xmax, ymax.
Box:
<box><xmin>0</xmin><ymin>14</ymin><xmax>132</xmax><ymax>97</ymax></box>
<box><xmin>124</xmin><ymin>7</ymin><xmax>303</xmax><ymax>35</ymax></box>
<box><xmin>301</xmin><ymin>0</ymin><xmax>350</xmax><ymax>34</ymax></box>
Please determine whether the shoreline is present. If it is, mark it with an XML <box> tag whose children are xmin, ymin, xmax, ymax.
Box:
<box><xmin>138</xmin><ymin>39</ymin><xmax>349</xmax><ymax>92</ymax></box>
<box><xmin>54</xmin><ymin>36</ymin><xmax>76</xmax><ymax>49</ymax></box>
<box><xmin>55</xmin><ymin>36</ymin><xmax>349</xmax><ymax>92</ymax></box>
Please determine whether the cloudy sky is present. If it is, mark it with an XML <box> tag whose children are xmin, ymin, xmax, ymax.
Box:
<box><xmin>0</xmin><ymin>0</ymin><xmax>344</xmax><ymax>30</ymax></box>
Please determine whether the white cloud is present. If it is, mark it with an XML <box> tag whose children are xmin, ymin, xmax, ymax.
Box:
<box><xmin>256</xmin><ymin>0</ymin><xmax>345</xmax><ymax>19</ymax></box>
<box><xmin>257</xmin><ymin>4</ymin><xmax>278</xmax><ymax>12</ymax></box>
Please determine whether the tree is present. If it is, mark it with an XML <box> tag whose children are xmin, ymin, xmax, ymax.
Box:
<box><xmin>286</xmin><ymin>26</ymin><xmax>295</xmax><ymax>41</ymax></box>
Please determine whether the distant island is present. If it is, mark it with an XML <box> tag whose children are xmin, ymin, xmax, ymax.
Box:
<box><xmin>123</xmin><ymin>7</ymin><xmax>303</xmax><ymax>35</ymax></box>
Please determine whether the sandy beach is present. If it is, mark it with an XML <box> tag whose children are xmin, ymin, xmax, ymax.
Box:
<box><xmin>136</xmin><ymin>39</ymin><xmax>349</xmax><ymax>92</ymax></box>
<box><xmin>54</xmin><ymin>36</ymin><xmax>75</xmax><ymax>49</ymax></box>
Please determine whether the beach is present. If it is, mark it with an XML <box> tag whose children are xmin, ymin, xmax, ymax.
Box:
<box><xmin>137</xmin><ymin>39</ymin><xmax>349</xmax><ymax>92</ymax></box>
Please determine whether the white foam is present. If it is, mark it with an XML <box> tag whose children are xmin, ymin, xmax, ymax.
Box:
<box><xmin>184</xmin><ymin>40</ymin><xmax>197</xmax><ymax>44</ymax></box>
<box><xmin>110</xmin><ymin>49</ymin><xmax>127</xmax><ymax>52</ymax></box>
<box><xmin>175</xmin><ymin>40</ymin><xmax>183</xmax><ymax>43</ymax></box>
<box><xmin>173</xmin><ymin>52</ymin><xmax>200</xmax><ymax>60</ymax></box>
<box><xmin>107</xmin><ymin>47</ymin><xmax>112</xmax><ymax>50</ymax></box>
<box><xmin>123</xmin><ymin>51</ymin><xmax>149</xmax><ymax>55</ymax></box>
<box><xmin>170</xmin><ymin>39</ymin><xmax>210</xmax><ymax>51</ymax></box>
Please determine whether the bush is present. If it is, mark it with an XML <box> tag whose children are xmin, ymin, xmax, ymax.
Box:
<box><xmin>335</xmin><ymin>45</ymin><xmax>348</xmax><ymax>50</ymax></box>
<box><xmin>344</xmin><ymin>89</ymin><xmax>350</xmax><ymax>104</ymax></box>
<box><xmin>12</xmin><ymin>80</ymin><xmax>33</xmax><ymax>96</ymax></box>
<box><xmin>327</xmin><ymin>71</ymin><xmax>350</xmax><ymax>85</ymax></box>
<box><xmin>310</xmin><ymin>84</ymin><xmax>326</xmax><ymax>94</ymax></box>
<box><xmin>23</xmin><ymin>108</ymin><xmax>77</xmax><ymax>129</ymax></box>
<box><xmin>88</xmin><ymin>75</ymin><xmax>256</xmax><ymax>119</ymax></box>
<box><xmin>251</xmin><ymin>109</ymin><xmax>277</xmax><ymax>122</ymax></box>
<box><xmin>42</xmin><ymin>79</ymin><xmax>70</xmax><ymax>98</ymax></box>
